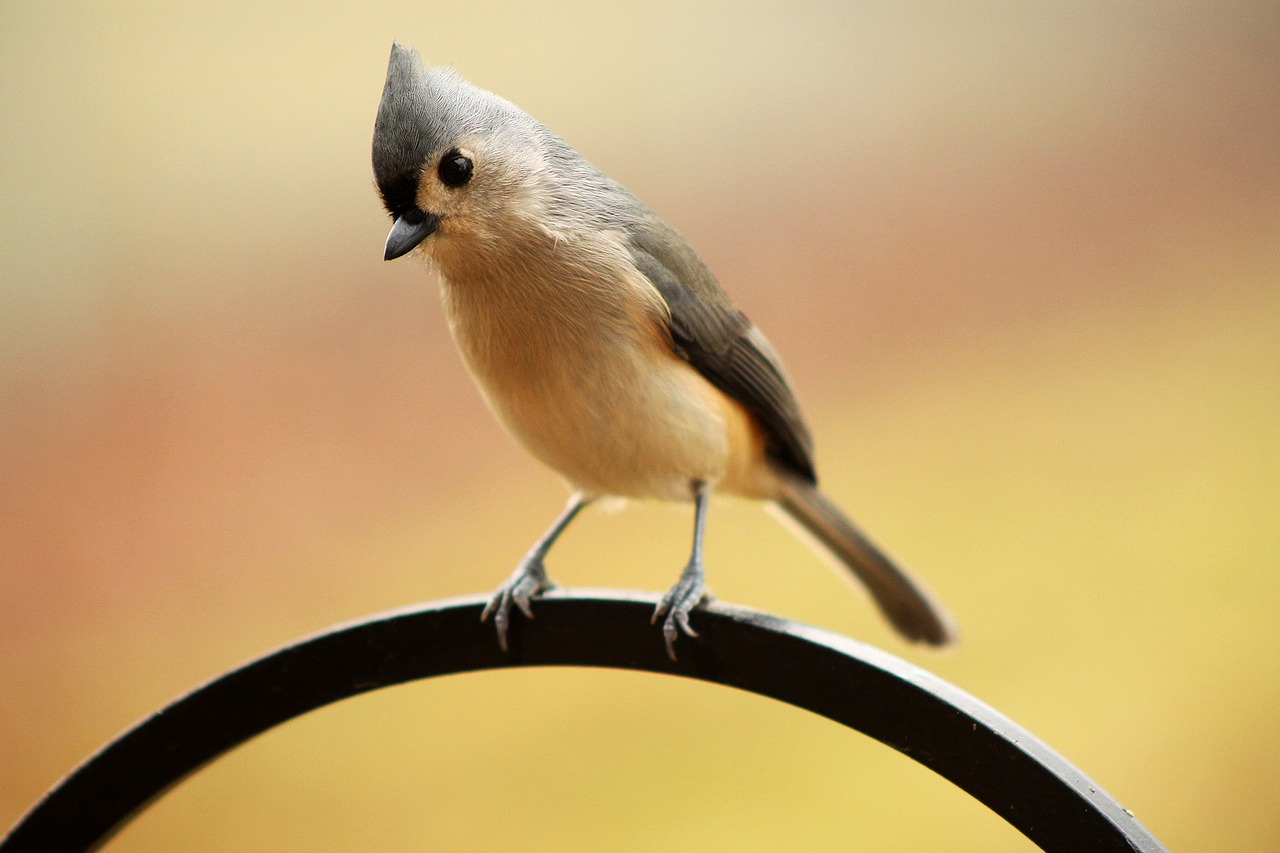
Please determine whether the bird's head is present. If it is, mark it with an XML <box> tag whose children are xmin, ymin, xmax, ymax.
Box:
<box><xmin>373</xmin><ymin>43</ymin><xmax>549</xmax><ymax>261</ymax></box>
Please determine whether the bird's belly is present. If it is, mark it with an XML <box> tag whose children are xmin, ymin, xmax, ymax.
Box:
<box><xmin>437</xmin><ymin>253</ymin><xmax>776</xmax><ymax>502</ymax></box>
<box><xmin>483</xmin><ymin>346</ymin><xmax>734</xmax><ymax>500</ymax></box>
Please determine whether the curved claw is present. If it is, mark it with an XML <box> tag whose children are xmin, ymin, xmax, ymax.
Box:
<box><xmin>661</xmin><ymin>607</ymin><xmax>700</xmax><ymax>660</ymax></box>
<box><xmin>653</xmin><ymin>572</ymin><xmax>709</xmax><ymax>660</ymax></box>
<box><xmin>482</xmin><ymin>560</ymin><xmax>554</xmax><ymax>651</ymax></box>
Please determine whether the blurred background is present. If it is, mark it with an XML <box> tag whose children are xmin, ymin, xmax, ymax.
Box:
<box><xmin>2</xmin><ymin>2</ymin><xmax>1277</xmax><ymax>850</ymax></box>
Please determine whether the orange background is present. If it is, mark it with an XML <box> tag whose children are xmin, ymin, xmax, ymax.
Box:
<box><xmin>2</xmin><ymin>3</ymin><xmax>1277</xmax><ymax>850</ymax></box>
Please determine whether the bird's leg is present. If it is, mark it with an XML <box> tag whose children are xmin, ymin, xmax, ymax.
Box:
<box><xmin>482</xmin><ymin>491</ymin><xmax>592</xmax><ymax>651</ymax></box>
<box><xmin>653</xmin><ymin>481</ymin><xmax>712</xmax><ymax>660</ymax></box>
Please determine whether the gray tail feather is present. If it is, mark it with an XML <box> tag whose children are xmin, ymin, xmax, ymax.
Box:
<box><xmin>776</xmin><ymin>475</ymin><xmax>957</xmax><ymax>647</ymax></box>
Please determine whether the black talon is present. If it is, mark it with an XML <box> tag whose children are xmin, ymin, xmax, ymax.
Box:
<box><xmin>653</xmin><ymin>568</ymin><xmax>707</xmax><ymax>660</ymax></box>
<box><xmin>482</xmin><ymin>558</ymin><xmax>554</xmax><ymax>651</ymax></box>
<box><xmin>653</xmin><ymin>482</ymin><xmax>712</xmax><ymax>660</ymax></box>
<box><xmin>482</xmin><ymin>492</ymin><xmax>590</xmax><ymax>651</ymax></box>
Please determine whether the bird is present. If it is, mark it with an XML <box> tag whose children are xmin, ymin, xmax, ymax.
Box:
<box><xmin>372</xmin><ymin>43</ymin><xmax>956</xmax><ymax>658</ymax></box>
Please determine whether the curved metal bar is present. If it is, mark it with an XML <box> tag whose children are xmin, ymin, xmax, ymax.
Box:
<box><xmin>2</xmin><ymin>590</ymin><xmax>1165</xmax><ymax>852</ymax></box>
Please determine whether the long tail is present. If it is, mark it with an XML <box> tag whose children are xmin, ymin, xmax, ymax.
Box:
<box><xmin>774</xmin><ymin>475</ymin><xmax>957</xmax><ymax>646</ymax></box>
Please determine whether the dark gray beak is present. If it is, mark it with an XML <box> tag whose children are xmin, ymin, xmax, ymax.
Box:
<box><xmin>384</xmin><ymin>209</ymin><xmax>439</xmax><ymax>260</ymax></box>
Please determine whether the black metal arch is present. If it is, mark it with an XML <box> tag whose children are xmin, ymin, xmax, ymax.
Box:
<box><xmin>2</xmin><ymin>590</ymin><xmax>1165</xmax><ymax>852</ymax></box>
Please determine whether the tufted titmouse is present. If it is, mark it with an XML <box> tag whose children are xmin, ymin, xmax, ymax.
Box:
<box><xmin>372</xmin><ymin>43</ymin><xmax>955</xmax><ymax>658</ymax></box>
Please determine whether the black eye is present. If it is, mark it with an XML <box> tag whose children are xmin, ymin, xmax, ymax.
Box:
<box><xmin>437</xmin><ymin>151</ymin><xmax>473</xmax><ymax>188</ymax></box>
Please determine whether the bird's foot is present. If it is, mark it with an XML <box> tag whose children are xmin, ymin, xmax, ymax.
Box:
<box><xmin>481</xmin><ymin>558</ymin><xmax>555</xmax><ymax>652</ymax></box>
<box><xmin>653</xmin><ymin>565</ymin><xmax>710</xmax><ymax>660</ymax></box>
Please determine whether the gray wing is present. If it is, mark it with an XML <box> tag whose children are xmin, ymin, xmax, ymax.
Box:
<box><xmin>627</xmin><ymin>218</ymin><xmax>817</xmax><ymax>484</ymax></box>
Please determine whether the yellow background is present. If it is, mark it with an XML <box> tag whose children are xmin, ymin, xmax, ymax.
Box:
<box><xmin>2</xmin><ymin>3</ymin><xmax>1276</xmax><ymax>850</ymax></box>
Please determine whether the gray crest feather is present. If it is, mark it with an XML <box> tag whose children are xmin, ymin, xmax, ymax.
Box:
<box><xmin>373</xmin><ymin>43</ymin><xmax>526</xmax><ymax>216</ymax></box>
<box><xmin>372</xmin><ymin>43</ymin><xmax>432</xmax><ymax>213</ymax></box>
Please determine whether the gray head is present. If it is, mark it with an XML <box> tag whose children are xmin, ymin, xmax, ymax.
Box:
<box><xmin>373</xmin><ymin>43</ymin><xmax>631</xmax><ymax>261</ymax></box>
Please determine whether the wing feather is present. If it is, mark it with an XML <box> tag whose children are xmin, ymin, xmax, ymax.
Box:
<box><xmin>627</xmin><ymin>218</ymin><xmax>816</xmax><ymax>483</ymax></box>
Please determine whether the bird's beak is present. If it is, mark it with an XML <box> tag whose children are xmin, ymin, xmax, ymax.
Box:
<box><xmin>384</xmin><ymin>209</ymin><xmax>439</xmax><ymax>260</ymax></box>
